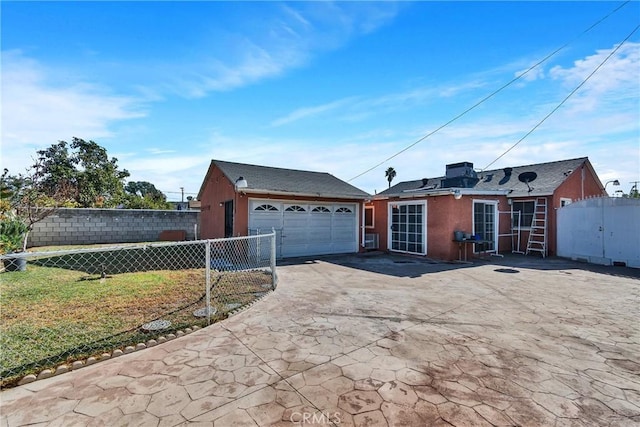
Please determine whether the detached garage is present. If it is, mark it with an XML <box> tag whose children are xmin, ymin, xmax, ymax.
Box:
<box><xmin>198</xmin><ymin>160</ymin><xmax>370</xmax><ymax>258</ymax></box>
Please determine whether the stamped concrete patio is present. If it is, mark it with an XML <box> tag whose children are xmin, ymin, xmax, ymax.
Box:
<box><xmin>1</xmin><ymin>254</ymin><xmax>639</xmax><ymax>426</ymax></box>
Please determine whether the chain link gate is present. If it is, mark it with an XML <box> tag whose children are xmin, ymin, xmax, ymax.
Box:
<box><xmin>0</xmin><ymin>231</ymin><xmax>276</xmax><ymax>387</ymax></box>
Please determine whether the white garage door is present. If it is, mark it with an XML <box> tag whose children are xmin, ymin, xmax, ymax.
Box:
<box><xmin>248</xmin><ymin>199</ymin><xmax>358</xmax><ymax>258</ymax></box>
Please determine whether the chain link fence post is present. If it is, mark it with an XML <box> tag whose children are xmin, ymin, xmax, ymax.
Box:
<box><xmin>271</xmin><ymin>228</ymin><xmax>277</xmax><ymax>290</ymax></box>
<box><xmin>205</xmin><ymin>238</ymin><xmax>211</xmax><ymax>325</ymax></box>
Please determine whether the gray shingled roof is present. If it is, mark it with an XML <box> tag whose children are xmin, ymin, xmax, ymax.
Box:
<box><xmin>378</xmin><ymin>157</ymin><xmax>591</xmax><ymax>198</ymax></box>
<box><xmin>210</xmin><ymin>160</ymin><xmax>370</xmax><ymax>199</ymax></box>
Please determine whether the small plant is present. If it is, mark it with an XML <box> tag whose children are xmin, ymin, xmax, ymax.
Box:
<box><xmin>0</xmin><ymin>218</ymin><xmax>29</xmax><ymax>255</ymax></box>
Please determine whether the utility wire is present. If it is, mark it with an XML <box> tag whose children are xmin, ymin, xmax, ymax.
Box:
<box><xmin>347</xmin><ymin>0</ymin><xmax>632</xmax><ymax>183</ymax></box>
<box><xmin>481</xmin><ymin>23</ymin><xmax>640</xmax><ymax>171</ymax></box>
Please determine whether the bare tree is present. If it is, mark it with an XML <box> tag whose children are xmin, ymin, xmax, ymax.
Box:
<box><xmin>1</xmin><ymin>167</ymin><xmax>76</xmax><ymax>252</ymax></box>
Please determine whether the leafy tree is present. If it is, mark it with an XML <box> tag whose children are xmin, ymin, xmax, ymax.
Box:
<box><xmin>124</xmin><ymin>181</ymin><xmax>171</xmax><ymax>209</ymax></box>
<box><xmin>33</xmin><ymin>138</ymin><xmax>130</xmax><ymax>208</ymax></box>
<box><xmin>385</xmin><ymin>167</ymin><xmax>397</xmax><ymax>188</ymax></box>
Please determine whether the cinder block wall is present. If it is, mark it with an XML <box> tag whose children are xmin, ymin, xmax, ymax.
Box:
<box><xmin>28</xmin><ymin>208</ymin><xmax>200</xmax><ymax>247</ymax></box>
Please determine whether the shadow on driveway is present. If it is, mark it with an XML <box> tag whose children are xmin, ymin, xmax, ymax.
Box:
<box><xmin>279</xmin><ymin>251</ymin><xmax>640</xmax><ymax>280</ymax></box>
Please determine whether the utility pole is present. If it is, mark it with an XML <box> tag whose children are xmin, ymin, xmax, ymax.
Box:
<box><xmin>180</xmin><ymin>187</ymin><xmax>184</xmax><ymax>203</ymax></box>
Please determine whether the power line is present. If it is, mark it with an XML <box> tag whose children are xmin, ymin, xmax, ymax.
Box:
<box><xmin>481</xmin><ymin>23</ymin><xmax>639</xmax><ymax>171</ymax></box>
<box><xmin>347</xmin><ymin>0</ymin><xmax>633</xmax><ymax>183</ymax></box>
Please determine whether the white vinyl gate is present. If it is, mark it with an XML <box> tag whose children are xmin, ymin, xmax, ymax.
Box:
<box><xmin>248</xmin><ymin>199</ymin><xmax>358</xmax><ymax>258</ymax></box>
<box><xmin>557</xmin><ymin>197</ymin><xmax>640</xmax><ymax>268</ymax></box>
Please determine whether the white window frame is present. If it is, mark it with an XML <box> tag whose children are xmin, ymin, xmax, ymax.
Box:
<box><xmin>364</xmin><ymin>206</ymin><xmax>375</xmax><ymax>228</ymax></box>
<box><xmin>560</xmin><ymin>198</ymin><xmax>572</xmax><ymax>207</ymax></box>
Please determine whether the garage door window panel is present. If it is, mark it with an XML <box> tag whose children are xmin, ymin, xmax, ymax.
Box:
<box><xmin>255</xmin><ymin>204</ymin><xmax>279</xmax><ymax>212</ymax></box>
<box><xmin>312</xmin><ymin>206</ymin><xmax>331</xmax><ymax>213</ymax></box>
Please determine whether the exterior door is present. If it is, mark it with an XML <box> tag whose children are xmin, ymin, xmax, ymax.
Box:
<box><xmin>389</xmin><ymin>202</ymin><xmax>426</xmax><ymax>255</ymax></box>
<box><xmin>473</xmin><ymin>200</ymin><xmax>498</xmax><ymax>252</ymax></box>
<box><xmin>224</xmin><ymin>200</ymin><xmax>234</xmax><ymax>238</ymax></box>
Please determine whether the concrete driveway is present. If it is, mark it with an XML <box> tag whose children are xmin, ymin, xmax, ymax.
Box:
<box><xmin>2</xmin><ymin>254</ymin><xmax>639</xmax><ymax>426</ymax></box>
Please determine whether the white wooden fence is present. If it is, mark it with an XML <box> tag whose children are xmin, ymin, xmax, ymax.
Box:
<box><xmin>557</xmin><ymin>197</ymin><xmax>640</xmax><ymax>268</ymax></box>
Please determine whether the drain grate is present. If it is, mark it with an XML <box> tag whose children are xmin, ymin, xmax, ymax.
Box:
<box><xmin>193</xmin><ymin>307</ymin><xmax>218</xmax><ymax>318</ymax></box>
<box><xmin>141</xmin><ymin>319</ymin><xmax>171</xmax><ymax>332</ymax></box>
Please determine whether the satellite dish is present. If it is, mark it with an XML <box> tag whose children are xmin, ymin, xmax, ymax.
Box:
<box><xmin>518</xmin><ymin>171</ymin><xmax>537</xmax><ymax>192</ymax></box>
<box><xmin>518</xmin><ymin>171</ymin><xmax>537</xmax><ymax>183</ymax></box>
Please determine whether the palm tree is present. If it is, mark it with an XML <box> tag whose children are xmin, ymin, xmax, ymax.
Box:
<box><xmin>385</xmin><ymin>167</ymin><xmax>396</xmax><ymax>188</ymax></box>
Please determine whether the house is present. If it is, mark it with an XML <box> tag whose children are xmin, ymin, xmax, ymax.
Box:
<box><xmin>366</xmin><ymin>157</ymin><xmax>605</xmax><ymax>261</ymax></box>
<box><xmin>198</xmin><ymin>160</ymin><xmax>371</xmax><ymax>258</ymax></box>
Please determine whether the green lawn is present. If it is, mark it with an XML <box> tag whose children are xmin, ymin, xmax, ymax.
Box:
<box><xmin>1</xmin><ymin>263</ymin><xmax>272</xmax><ymax>387</ymax></box>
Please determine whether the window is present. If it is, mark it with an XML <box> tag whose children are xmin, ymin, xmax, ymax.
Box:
<box><xmin>335</xmin><ymin>207</ymin><xmax>352</xmax><ymax>213</ymax></box>
<box><xmin>560</xmin><ymin>198</ymin><xmax>572</xmax><ymax>207</ymax></box>
<box><xmin>364</xmin><ymin>206</ymin><xmax>374</xmax><ymax>228</ymax></box>
<box><xmin>512</xmin><ymin>201</ymin><xmax>534</xmax><ymax>228</ymax></box>
<box><xmin>255</xmin><ymin>204</ymin><xmax>278</xmax><ymax>211</ymax></box>
<box><xmin>312</xmin><ymin>206</ymin><xmax>331</xmax><ymax>213</ymax></box>
<box><xmin>285</xmin><ymin>205</ymin><xmax>306</xmax><ymax>212</ymax></box>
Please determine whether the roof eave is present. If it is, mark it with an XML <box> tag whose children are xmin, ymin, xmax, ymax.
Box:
<box><xmin>376</xmin><ymin>188</ymin><xmax>511</xmax><ymax>199</ymax></box>
<box><xmin>245</xmin><ymin>188</ymin><xmax>369</xmax><ymax>200</ymax></box>
<box><xmin>507</xmin><ymin>191</ymin><xmax>554</xmax><ymax>198</ymax></box>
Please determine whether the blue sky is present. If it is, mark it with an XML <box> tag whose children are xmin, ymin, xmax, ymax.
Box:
<box><xmin>2</xmin><ymin>1</ymin><xmax>639</xmax><ymax>200</ymax></box>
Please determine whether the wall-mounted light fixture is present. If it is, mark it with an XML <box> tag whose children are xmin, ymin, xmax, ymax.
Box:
<box><xmin>604</xmin><ymin>179</ymin><xmax>620</xmax><ymax>195</ymax></box>
<box><xmin>452</xmin><ymin>189</ymin><xmax>462</xmax><ymax>200</ymax></box>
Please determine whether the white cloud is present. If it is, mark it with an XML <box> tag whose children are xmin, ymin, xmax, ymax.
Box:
<box><xmin>174</xmin><ymin>3</ymin><xmax>400</xmax><ymax>98</ymax></box>
<box><xmin>549</xmin><ymin>42</ymin><xmax>639</xmax><ymax>105</ymax></box>
<box><xmin>1</xmin><ymin>50</ymin><xmax>145</xmax><ymax>172</ymax></box>
<box><xmin>270</xmin><ymin>79</ymin><xmax>489</xmax><ymax>127</ymax></box>
<box><xmin>514</xmin><ymin>65</ymin><xmax>545</xmax><ymax>82</ymax></box>
<box><xmin>270</xmin><ymin>97</ymin><xmax>358</xmax><ymax>127</ymax></box>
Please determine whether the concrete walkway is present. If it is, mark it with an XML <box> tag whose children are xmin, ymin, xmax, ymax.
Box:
<box><xmin>1</xmin><ymin>254</ymin><xmax>639</xmax><ymax>426</ymax></box>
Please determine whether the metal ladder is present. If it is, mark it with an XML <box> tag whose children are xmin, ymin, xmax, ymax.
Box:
<box><xmin>526</xmin><ymin>197</ymin><xmax>547</xmax><ymax>257</ymax></box>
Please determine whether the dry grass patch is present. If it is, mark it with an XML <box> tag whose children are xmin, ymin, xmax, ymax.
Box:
<box><xmin>1</xmin><ymin>264</ymin><xmax>272</xmax><ymax>387</ymax></box>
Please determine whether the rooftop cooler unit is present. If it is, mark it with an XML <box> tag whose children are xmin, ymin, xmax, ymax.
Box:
<box><xmin>441</xmin><ymin>161</ymin><xmax>479</xmax><ymax>188</ymax></box>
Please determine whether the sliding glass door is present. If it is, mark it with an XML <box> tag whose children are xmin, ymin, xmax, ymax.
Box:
<box><xmin>473</xmin><ymin>200</ymin><xmax>497</xmax><ymax>252</ymax></box>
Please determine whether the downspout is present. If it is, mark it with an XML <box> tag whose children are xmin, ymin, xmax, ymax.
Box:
<box><xmin>581</xmin><ymin>166</ymin><xmax>585</xmax><ymax>199</ymax></box>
